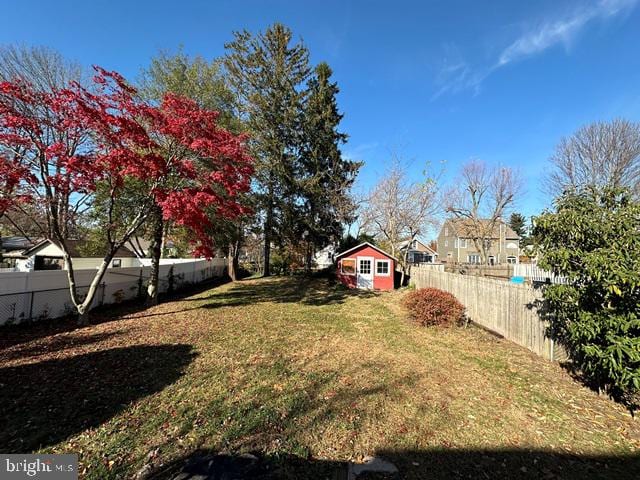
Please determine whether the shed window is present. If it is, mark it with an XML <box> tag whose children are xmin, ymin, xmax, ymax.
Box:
<box><xmin>375</xmin><ymin>260</ymin><xmax>390</xmax><ymax>276</ymax></box>
<box><xmin>341</xmin><ymin>258</ymin><xmax>356</xmax><ymax>275</ymax></box>
<box><xmin>112</xmin><ymin>258</ymin><xmax>122</xmax><ymax>268</ymax></box>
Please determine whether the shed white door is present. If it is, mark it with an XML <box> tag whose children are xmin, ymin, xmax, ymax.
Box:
<box><xmin>356</xmin><ymin>256</ymin><xmax>374</xmax><ymax>289</ymax></box>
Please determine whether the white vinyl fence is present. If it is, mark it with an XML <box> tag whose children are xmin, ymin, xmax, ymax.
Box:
<box><xmin>410</xmin><ymin>266</ymin><xmax>565</xmax><ymax>361</ymax></box>
<box><xmin>513</xmin><ymin>264</ymin><xmax>569</xmax><ymax>284</ymax></box>
<box><xmin>0</xmin><ymin>258</ymin><xmax>226</xmax><ymax>326</ymax></box>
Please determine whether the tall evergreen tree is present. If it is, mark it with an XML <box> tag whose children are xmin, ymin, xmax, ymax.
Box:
<box><xmin>508</xmin><ymin>212</ymin><xmax>526</xmax><ymax>238</ymax></box>
<box><xmin>224</xmin><ymin>23</ymin><xmax>310</xmax><ymax>276</ymax></box>
<box><xmin>300</xmin><ymin>62</ymin><xmax>361</xmax><ymax>269</ymax></box>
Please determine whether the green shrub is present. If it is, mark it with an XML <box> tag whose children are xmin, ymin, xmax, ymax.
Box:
<box><xmin>403</xmin><ymin>287</ymin><xmax>465</xmax><ymax>327</ymax></box>
<box><xmin>533</xmin><ymin>186</ymin><xmax>640</xmax><ymax>409</ymax></box>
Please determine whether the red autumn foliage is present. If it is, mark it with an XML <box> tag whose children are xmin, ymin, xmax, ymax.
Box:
<box><xmin>402</xmin><ymin>287</ymin><xmax>465</xmax><ymax>327</ymax></box>
<box><xmin>0</xmin><ymin>65</ymin><xmax>253</xmax><ymax>317</ymax></box>
<box><xmin>0</xmin><ymin>66</ymin><xmax>253</xmax><ymax>257</ymax></box>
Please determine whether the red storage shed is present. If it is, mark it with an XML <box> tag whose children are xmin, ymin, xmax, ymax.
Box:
<box><xmin>335</xmin><ymin>242</ymin><xmax>396</xmax><ymax>290</ymax></box>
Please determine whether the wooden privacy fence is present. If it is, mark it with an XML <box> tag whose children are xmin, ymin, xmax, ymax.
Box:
<box><xmin>410</xmin><ymin>266</ymin><xmax>560</xmax><ymax>361</ymax></box>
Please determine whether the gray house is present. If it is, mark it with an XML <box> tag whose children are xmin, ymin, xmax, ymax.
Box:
<box><xmin>437</xmin><ymin>218</ymin><xmax>520</xmax><ymax>265</ymax></box>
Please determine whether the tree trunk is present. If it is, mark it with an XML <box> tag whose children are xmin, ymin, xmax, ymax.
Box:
<box><xmin>400</xmin><ymin>245</ymin><xmax>411</xmax><ymax>287</ymax></box>
<box><xmin>70</xmin><ymin>256</ymin><xmax>111</xmax><ymax>326</ymax></box>
<box><xmin>228</xmin><ymin>241</ymin><xmax>240</xmax><ymax>281</ymax></box>
<box><xmin>77</xmin><ymin>308</ymin><xmax>90</xmax><ymax>326</ymax></box>
<box><xmin>146</xmin><ymin>206</ymin><xmax>163</xmax><ymax>307</ymax></box>
<box><xmin>305</xmin><ymin>242</ymin><xmax>313</xmax><ymax>273</ymax></box>
<box><xmin>263</xmin><ymin>198</ymin><xmax>273</xmax><ymax>277</ymax></box>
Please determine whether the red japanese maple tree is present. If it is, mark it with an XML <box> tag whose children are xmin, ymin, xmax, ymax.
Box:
<box><xmin>0</xmin><ymin>67</ymin><xmax>252</xmax><ymax>324</ymax></box>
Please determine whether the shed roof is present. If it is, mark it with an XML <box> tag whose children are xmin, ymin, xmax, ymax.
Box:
<box><xmin>335</xmin><ymin>242</ymin><xmax>398</xmax><ymax>261</ymax></box>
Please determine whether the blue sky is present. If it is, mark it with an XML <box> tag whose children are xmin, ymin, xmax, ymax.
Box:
<box><xmin>2</xmin><ymin>0</ymin><xmax>639</xmax><ymax>223</ymax></box>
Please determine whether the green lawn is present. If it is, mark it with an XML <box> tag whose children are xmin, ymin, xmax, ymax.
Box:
<box><xmin>1</xmin><ymin>276</ymin><xmax>639</xmax><ymax>479</ymax></box>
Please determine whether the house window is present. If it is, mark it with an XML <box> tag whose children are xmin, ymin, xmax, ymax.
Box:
<box><xmin>375</xmin><ymin>259</ymin><xmax>390</xmax><ymax>276</ymax></box>
<box><xmin>359</xmin><ymin>259</ymin><xmax>371</xmax><ymax>275</ymax></box>
<box><xmin>112</xmin><ymin>258</ymin><xmax>122</xmax><ymax>268</ymax></box>
<box><xmin>507</xmin><ymin>256</ymin><xmax>517</xmax><ymax>264</ymax></box>
<box><xmin>445</xmin><ymin>228</ymin><xmax>449</xmax><ymax>236</ymax></box>
<box><xmin>459</xmin><ymin>239</ymin><xmax>467</xmax><ymax>248</ymax></box>
<box><xmin>341</xmin><ymin>258</ymin><xmax>356</xmax><ymax>275</ymax></box>
<box><xmin>444</xmin><ymin>240</ymin><xmax>448</xmax><ymax>247</ymax></box>
<box><xmin>467</xmin><ymin>254</ymin><xmax>481</xmax><ymax>264</ymax></box>
<box><xmin>34</xmin><ymin>256</ymin><xmax>63</xmax><ymax>270</ymax></box>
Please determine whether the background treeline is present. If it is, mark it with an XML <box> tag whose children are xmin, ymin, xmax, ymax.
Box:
<box><xmin>0</xmin><ymin>23</ymin><xmax>361</xmax><ymax>280</ymax></box>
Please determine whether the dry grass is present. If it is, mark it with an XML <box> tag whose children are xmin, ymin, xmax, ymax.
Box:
<box><xmin>1</xmin><ymin>276</ymin><xmax>639</xmax><ymax>479</ymax></box>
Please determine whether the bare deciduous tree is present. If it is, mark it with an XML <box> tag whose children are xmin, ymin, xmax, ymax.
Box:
<box><xmin>0</xmin><ymin>45</ymin><xmax>86</xmax><ymax>240</ymax></box>
<box><xmin>0</xmin><ymin>44</ymin><xmax>83</xmax><ymax>93</ymax></box>
<box><xmin>364</xmin><ymin>160</ymin><xmax>441</xmax><ymax>285</ymax></box>
<box><xmin>446</xmin><ymin>160</ymin><xmax>522</xmax><ymax>265</ymax></box>
<box><xmin>546</xmin><ymin>119</ymin><xmax>640</xmax><ymax>197</ymax></box>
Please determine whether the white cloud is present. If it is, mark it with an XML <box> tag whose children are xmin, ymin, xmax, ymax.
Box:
<box><xmin>498</xmin><ymin>0</ymin><xmax>637</xmax><ymax>67</ymax></box>
<box><xmin>433</xmin><ymin>0</ymin><xmax>638</xmax><ymax>99</ymax></box>
<box><xmin>343</xmin><ymin>142</ymin><xmax>379</xmax><ymax>161</ymax></box>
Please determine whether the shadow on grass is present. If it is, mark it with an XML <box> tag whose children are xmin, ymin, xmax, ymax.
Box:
<box><xmin>0</xmin><ymin>344</ymin><xmax>196</xmax><ymax>453</ymax></box>
<box><xmin>146</xmin><ymin>448</ymin><xmax>640</xmax><ymax>480</ymax></box>
<box><xmin>0</xmin><ymin>330</ymin><xmax>126</xmax><ymax>362</ymax></box>
<box><xmin>0</xmin><ymin>276</ymin><xmax>230</xmax><ymax>351</ymax></box>
<box><xmin>194</xmin><ymin>275</ymin><xmax>378</xmax><ymax>309</ymax></box>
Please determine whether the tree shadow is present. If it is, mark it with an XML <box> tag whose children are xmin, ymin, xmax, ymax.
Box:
<box><xmin>0</xmin><ymin>277</ymin><xmax>230</xmax><ymax>351</ymax></box>
<box><xmin>0</xmin><ymin>344</ymin><xmax>196</xmax><ymax>453</ymax></box>
<box><xmin>0</xmin><ymin>330</ymin><xmax>126</xmax><ymax>362</ymax></box>
<box><xmin>144</xmin><ymin>448</ymin><xmax>640</xmax><ymax>480</ymax></box>
<box><xmin>525</xmin><ymin>292</ymin><xmax>612</xmax><ymax>400</ymax></box>
<box><xmin>192</xmin><ymin>276</ymin><xmax>378</xmax><ymax>309</ymax></box>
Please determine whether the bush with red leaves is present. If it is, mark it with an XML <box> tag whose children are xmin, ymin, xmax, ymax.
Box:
<box><xmin>402</xmin><ymin>287</ymin><xmax>465</xmax><ymax>327</ymax></box>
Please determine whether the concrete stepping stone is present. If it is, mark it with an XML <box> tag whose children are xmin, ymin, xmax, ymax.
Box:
<box><xmin>348</xmin><ymin>455</ymin><xmax>398</xmax><ymax>479</ymax></box>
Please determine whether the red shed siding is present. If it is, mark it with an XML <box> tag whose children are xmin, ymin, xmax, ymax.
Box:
<box><xmin>336</xmin><ymin>245</ymin><xmax>395</xmax><ymax>290</ymax></box>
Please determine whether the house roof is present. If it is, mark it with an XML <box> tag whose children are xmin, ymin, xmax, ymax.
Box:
<box><xmin>446</xmin><ymin>218</ymin><xmax>520</xmax><ymax>240</ymax></box>
<box><xmin>398</xmin><ymin>239</ymin><xmax>438</xmax><ymax>255</ymax></box>
<box><xmin>21</xmin><ymin>239</ymin><xmax>137</xmax><ymax>258</ymax></box>
<box><xmin>335</xmin><ymin>242</ymin><xmax>398</xmax><ymax>261</ymax></box>
<box><xmin>125</xmin><ymin>236</ymin><xmax>151</xmax><ymax>256</ymax></box>
<box><xmin>1</xmin><ymin>236</ymin><xmax>40</xmax><ymax>252</ymax></box>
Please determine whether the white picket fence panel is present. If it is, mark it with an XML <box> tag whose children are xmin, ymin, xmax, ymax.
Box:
<box><xmin>513</xmin><ymin>264</ymin><xmax>569</xmax><ymax>284</ymax></box>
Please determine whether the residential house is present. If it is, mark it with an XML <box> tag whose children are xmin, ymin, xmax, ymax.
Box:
<box><xmin>313</xmin><ymin>244</ymin><xmax>336</xmax><ymax>270</ymax></box>
<box><xmin>437</xmin><ymin>218</ymin><xmax>520</xmax><ymax>265</ymax></box>
<box><xmin>397</xmin><ymin>239</ymin><xmax>438</xmax><ymax>265</ymax></box>
<box><xmin>4</xmin><ymin>239</ymin><xmax>141</xmax><ymax>272</ymax></box>
<box><xmin>1</xmin><ymin>236</ymin><xmax>38</xmax><ymax>270</ymax></box>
